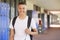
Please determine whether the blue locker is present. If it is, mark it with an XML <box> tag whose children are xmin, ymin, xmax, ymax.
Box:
<box><xmin>0</xmin><ymin>2</ymin><xmax>10</xmax><ymax>40</ymax></box>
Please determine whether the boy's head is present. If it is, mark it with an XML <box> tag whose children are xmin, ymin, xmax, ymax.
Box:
<box><xmin>17</xmin><ymin>2</ymin><xmax>27</xmax><ymax>15</ymax></box>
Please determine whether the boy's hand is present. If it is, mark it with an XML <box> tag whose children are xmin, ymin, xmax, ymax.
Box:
<box><xmin>25</xmin><ymin>28</ymin><xmax>31</xmax><ymax>35</ymax></box>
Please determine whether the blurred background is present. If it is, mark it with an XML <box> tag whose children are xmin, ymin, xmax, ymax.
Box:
<box><xmin>0</xmin><ymin>0</ymin><xmax>60</xmax><ymax>40</ymax></box>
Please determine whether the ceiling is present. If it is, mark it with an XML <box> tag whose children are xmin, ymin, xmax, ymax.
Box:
<box><xmin>28</xmin><ymin>0</ymin><xmax>60</xmax><ymax>11</ymax></box>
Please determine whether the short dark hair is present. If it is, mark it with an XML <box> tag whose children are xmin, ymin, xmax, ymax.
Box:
<box><xmin>18</xmin><ymin>2</ymin><xmax>26</xmax><ymax>5</ymax></box>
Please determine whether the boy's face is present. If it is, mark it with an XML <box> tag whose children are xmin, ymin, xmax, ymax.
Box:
<box><xmin>17</xmin><ymin>4</ymin><xmax>27</xmax><ymax>15</ymax></box>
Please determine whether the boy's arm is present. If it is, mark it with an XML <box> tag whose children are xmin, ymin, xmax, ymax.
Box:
<box><xmin>25</xmin><ymin>28</ymin><xmax>38</xmax><ymax>36</ymax></box>
<box><xmin>30</xmin><ymin>28</ymin><xmax>38</xmax><ymax>35</ymax></box>
<box><xmin>9</xmin><ymin>29</ymin><xmax>14</xmax><ymax>40</ymax></box>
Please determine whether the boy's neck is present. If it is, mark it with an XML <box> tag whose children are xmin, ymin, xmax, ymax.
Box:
<box><xmin>19</xmin><ymin>14</ymin><xmax>26</xmax><ymax>19</ymax></box>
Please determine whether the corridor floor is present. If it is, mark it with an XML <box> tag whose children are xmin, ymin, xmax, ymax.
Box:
<box><xmin>33</xmin><ymin>28</ymin><xmax>60</xmax><ymax>40</ymax></box>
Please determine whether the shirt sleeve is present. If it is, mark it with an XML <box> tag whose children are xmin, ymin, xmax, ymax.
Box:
<box><xmin>9</xmin><ymin>19</ymin><xmax>14</xmax><ymax>29</ymax></box>
<box><xmin>30</xmin><ymin>18</ymin><xmax>36</xmax><ymax>29</ymax></box>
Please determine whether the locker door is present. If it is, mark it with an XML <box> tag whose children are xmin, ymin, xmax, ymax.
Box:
<box><xmin>0</xmin><ymin>3</ymin><xmax>10</xmax><ymax>40</ymax></box>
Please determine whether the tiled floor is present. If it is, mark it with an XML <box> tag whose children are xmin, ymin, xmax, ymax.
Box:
<box><xmin>33</xmin><ymin>28</ymin><xmax>60</xmax><ymax>40</ymax></box>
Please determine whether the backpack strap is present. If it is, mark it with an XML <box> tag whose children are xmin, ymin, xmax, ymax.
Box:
<box><xmin>27</xmin><ymin>16</ymin><xmax>33</xmax><ymax>40</ymax></box>
<box><xmin>12</xmin><ymin>16</ymin><xmax>17</xmax><ymax>28</ymax></box>
<box><xmin>27</xmin><ymin>16</ymin><xmax>32</xmax><ymax>28</ymax></box>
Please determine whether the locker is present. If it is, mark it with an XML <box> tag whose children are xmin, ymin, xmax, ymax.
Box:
<box><xmin>0</xmin><ymin>2</ymin><xmax>10</xmax><ymax>40</ymax></box>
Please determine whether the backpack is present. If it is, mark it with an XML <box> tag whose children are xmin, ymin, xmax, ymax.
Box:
<box><xmin>12</xmin><ymin>16</ymin><xmax>33</xmax><ymax>40</ymax></box>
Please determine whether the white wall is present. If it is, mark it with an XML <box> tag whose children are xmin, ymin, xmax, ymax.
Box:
<box><xmin>40</xmin><ymin>8</ymin><xmax>44</xmax><ymax>13</ymax></box>
<box><xmin>26</xmin><ymin>1</ymin><xmax>33</xmax><ymax>10</ymax></box>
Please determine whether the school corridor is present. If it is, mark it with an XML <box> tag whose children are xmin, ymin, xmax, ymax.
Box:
<box><xmin>33</xmin><ymin>28</ymin><xmax>60</xmax><ymax>40</ymax></box>
<box><xmin>0</xmin><ymin>0</ymin><xmax>60</xmax><ymax>40</ymax></box>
